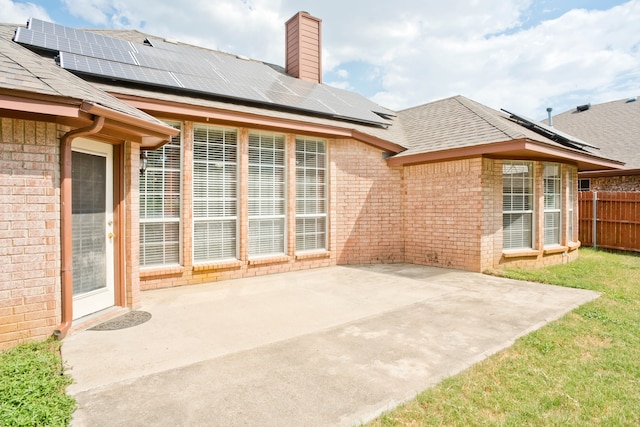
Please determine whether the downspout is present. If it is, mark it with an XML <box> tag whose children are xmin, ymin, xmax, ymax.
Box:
<box><xmin>54</xmin><ymin>116</ymin><xmax>105</xmax><ymax>340</ymax></box>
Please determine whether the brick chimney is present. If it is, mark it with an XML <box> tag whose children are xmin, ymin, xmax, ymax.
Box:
<box><xmin>285</xmin><ymin>11</ymin><xmax>322</xmax><ymax>83</ymax></box>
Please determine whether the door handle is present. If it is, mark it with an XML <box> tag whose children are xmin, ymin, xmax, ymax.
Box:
<box><xmin>108</xmin><ymin>232</ymin><xmax>115</xmax><ymax>239</ymax></box>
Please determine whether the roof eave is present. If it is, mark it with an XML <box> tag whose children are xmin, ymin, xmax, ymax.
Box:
<box><xmin>79</xmin><ymin>101</ymin><xmax>179</xmax><ymax>149</ymax></box>
<box><xmin>579</xmin><ymin>168</ymin><xmax>640</xmax><ymax>178</ymax></box>
<box><xmin>386</xmin><ymin>138</ymin><xmax>625</xmax><ymax>171</ymax></box>
<box><xmin>0</xmin><ymin>90</ymin><xmax>178</xmax><ymax>148</ymax></box>
<box><xmin>112</xmin><ymin>92</ymin><xmax>405</xmax><ymax>153</ymax></box>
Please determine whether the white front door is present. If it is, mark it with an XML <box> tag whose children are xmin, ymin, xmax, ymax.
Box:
<box><xmin>71</xmin><ymin>139</ymin><xmax>115</xmax><ymax>320</ymax></box>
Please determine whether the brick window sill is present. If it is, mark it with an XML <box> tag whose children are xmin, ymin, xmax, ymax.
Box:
<box><xmin>192</xmin><ymin>260</ymin><xmax>243</xmax><ymax>272</ymax></box>
<box><xmin>568</xmin><ymin>241</ymin><xmax>581</xmax><ymax>251</ymax></box>
<box><xmin>295</xmin><ymin>251</ymin><xmax>330</xmax><ymax>261</ymax></box>
<box><xmin>140</xmin><ymin>266</ymin><xmax>185</xmax><ymax>279</ymax></box>
<box><xmin>248</xmin><ymin>255</ymin><xmax>291</xmax><ymax>266</ymax></box>
<box><xmin>502</xmin><ymin>249</ymin><xmax>540</xmax><ymax>259</ymax></box>
<box><xmin>543</xmin><ymin>245</ymin><xmax>568</xmax><ymax>255</ymax></box>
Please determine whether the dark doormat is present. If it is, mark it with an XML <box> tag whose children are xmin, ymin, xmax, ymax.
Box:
<box><xmin>88</xmin><ymin>311</ymin><xmax>152</xmax><ymax>331</ymax></box>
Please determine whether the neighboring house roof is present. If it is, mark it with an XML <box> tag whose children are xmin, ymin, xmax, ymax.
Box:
<box><xmin>549</xmin><ymin>97</ymin><xmax>640</xmax><ymax>171</ymax></box>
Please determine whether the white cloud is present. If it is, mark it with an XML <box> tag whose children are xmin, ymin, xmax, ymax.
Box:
<box><xmin>1</xmin><ymin>0</ymin><xmax>52</xmax><ymax>24</ymax></box>
<box><xmin>336</xmin><ymin>69</ymin><xmax>349</xmax><ymax>79</ymax></box>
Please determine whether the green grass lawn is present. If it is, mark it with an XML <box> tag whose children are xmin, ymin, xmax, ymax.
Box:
<box><xmin>369</xmin><ymin>248</ymin><xmax>640</xmax><ymax>426</ymax></box>
<box><xmin>0</xmin><ymin>339</ymin><xmax>75</xmax><ymax>427</ymax></box>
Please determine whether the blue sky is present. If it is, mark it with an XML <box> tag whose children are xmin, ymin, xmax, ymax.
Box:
<box><xmin>3</xmin><ymin>0</ymin><xmax>638</xmax><ymax>119</ymax></box>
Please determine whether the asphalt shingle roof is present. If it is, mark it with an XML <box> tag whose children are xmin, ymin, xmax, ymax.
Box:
<box><xmin>0</xmin><ymin>24</ymin><xmax>170</xmax><ymax>127</ymax></box>
<box><xmin>394</xmin><ymin>95</ymin><xmax>600</xmax><ymax>158</ymax></box>
<box><xmin>550</xmin><ymin>97</ymin><xmax>640</xmax><ymax>169</ymax></box>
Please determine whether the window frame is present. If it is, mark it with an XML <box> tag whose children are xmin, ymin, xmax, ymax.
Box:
<box><xmin>139</xmin><ymin>121</ymin><xmax>182</xmax><ymax>268</ymax></box>
<box><xmin>568</xmin><ymin>169</ymin><xmax>575</xmax><ymax>243</ymax></box>
<box><xmin>247</xmin><ymin>131</ymin><xmax>287</xmax><ymax>258</ymax></box>
<box><xmin>192</xmin><ymin>124</ymin><xmax>239</xmax><ymax>263</ymax></box>
<box><xmin>543</xmin><ymin>163</ymin><xmax>562</xmax><ymax>246</ymax></box>
<box><xmin>295</xmin><ymin>137</ymin><xmax>328</xmax><ymax>253</ymax></box>
<box><xmin>578</xmin><ymin>178</ymin><xmax>591</xmax><ymax>192</ymax></box>
<box><xmin>502</xmin><ymin>161</ymin><xmax>535</xmax><ymax>250</ymax></box>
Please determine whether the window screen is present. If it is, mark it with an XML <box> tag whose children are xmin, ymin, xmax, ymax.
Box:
<box><xmin>544</xmin><ymin>163</ymin><xmax>562</xmax><ymax>245</ymax></box>
<box><xmin>296</xmin><ymin>138</ymin><xmax>327</xmax><ymax>252</ymax></box>
<box><xmin>503</xmin><ymin>161</ymin><xmax>534</xmax><ymax>250</ymax></box>
<box><xmin>193</xmin><ymin>125</ymin><xmax>238</xmax><ymax>262</ymax></box>
<box><xmin>248</xmin><ymin>132</ymin><xmax>286</xmax><ymax>257</ymax></box>
<box><xmin>140</xmin><ymin>122</ymin><xmax>181</xmax><ymax>267</ymax></box>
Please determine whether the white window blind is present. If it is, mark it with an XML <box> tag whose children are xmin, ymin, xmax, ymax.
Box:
<box><xmin>140</xmin><ymin>122</ymin><xmax>181</xmax><ymax>267</ymax></box>
<box><xmin>503</xmin><ymin>161</ymin><xmax>534</xmax><ymax>250</ymax></box>
<box><xmin>544</xmin><ymin>163</ymin><xmax>562</xmax><ymax>245</ymax></box>
<box><xmin>193</xmin><ymin>125</ymin><xmax>238</xmax><ymax>262</ymax></box>
<box><xmin>296</xmin><ymin>138</ymin><xmax>327</xmax><ymax>252</ymax></box>
<box><xmin>568</xmin><ymin>170</ymin><xmax>575</xmax><ymax>242</ymax></box>
<box><xmin>248</xmin><ymin>132</ymin><xmax>286</xmax><ymax>257</ymax></box>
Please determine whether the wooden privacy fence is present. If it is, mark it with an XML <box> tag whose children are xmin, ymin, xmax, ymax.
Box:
<box><xmin>578</xmin><ymin>191</ymin><xmax>640</xmax><ymax>252</ymax></box>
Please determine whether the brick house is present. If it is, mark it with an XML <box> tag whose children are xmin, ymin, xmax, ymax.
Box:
<box><xmin>0</xmin><ymin>13</ymin><xmax>622</xmax><ymax>348</ymax></box>
<box><xmin>548</xmin><ymin>97</ymin><xmax>640</xmax><ymax>192</ymax></box>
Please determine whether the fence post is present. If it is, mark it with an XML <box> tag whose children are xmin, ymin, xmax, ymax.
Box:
<box><xmin>592</xmin><ymin>191</ymin><xmax>598</xmax><ymax>249</ymax></box>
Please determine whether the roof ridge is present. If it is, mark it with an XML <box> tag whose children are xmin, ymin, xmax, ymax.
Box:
<box><xmin>453</xmin><ymin>95</ymin><xmax>525</xmax><ymax>141</ymax></box>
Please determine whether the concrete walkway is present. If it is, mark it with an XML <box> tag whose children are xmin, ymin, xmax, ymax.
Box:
<box><xmin>62</xmin><ymin>264</ymin><xmax>599</xmax><ymax>426</ymax></box>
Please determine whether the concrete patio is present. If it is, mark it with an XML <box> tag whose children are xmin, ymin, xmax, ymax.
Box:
<box><xmin>62</xmin><ymin>264</ymin><xmax>599</xmax><ymax>426</ymax></box>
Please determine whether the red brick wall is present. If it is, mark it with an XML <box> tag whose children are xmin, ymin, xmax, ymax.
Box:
<box><xmin>403</xmin><ymin>158</ymin><xmax>484</xmax><ymax>271</ymax></box>
<box><xmin>139</xmin><ymin>128</ymin><xmax>405</xmax><ymax>290</ymax></box>
<box><xmin>331</xmin><ymin>139</ymin><xmax>404</xmax><ymax>264</ymax></box>
<box><xmin>0</xmin><ymin>119</ymin><xmax>62</xmax><ymax>350</ymax></box>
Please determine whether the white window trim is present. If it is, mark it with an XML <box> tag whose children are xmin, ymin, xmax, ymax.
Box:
<box><xmin>192</xmin><ymin>124</ymin><xmax>239</xmax><ymax>263</ymax></box>
<box><xmin>139</xmin><ymin>121</ymin><xmax>183</xmax><ymax>268</ymax></box>
<box><xmin>568</xmin><ymin>169</ymin><xmax>575</xmax><ymax>243</ymax></box>
<box><xmin>248</xmin><ymin>131</ymin><xmax>287</xmax><ymax>258</ymax></box>
<box><xmin>295</xmin><ymin>137</ymin><xmax>328</xmax><ymax>253</ymax></box>
<box><xmin>543</xmin><ymin>163</ymin><xmax>562</xmax><ymax>246</ymax></box>
<box><xmin>502</xmin><ymin>161</ymin><xmax>535</xmax><ymax>250</ymax></box>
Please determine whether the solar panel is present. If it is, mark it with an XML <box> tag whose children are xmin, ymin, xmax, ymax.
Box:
<box><xmin>14</xmin><ymin>19</ymin><xmax>393</xmax><ymax>126</ymax></box>
<box><xmin>14</xmin><ymin>27</ymin><xmax>137</xmax><ymax>64</ymax></box>
<box><xmin>501</xmin><ymin>109</ymin><xmax>599</xmax><ymax>150</ymax></box>
<box><xmin>27</xmin><ymin>18</ymin><xmax>132</xmax><ymax>51</ymax></box>
<box><xmin>60</xmin><ymin>52</ymin><xmax>180</xmax><ymax>88</ymax></box>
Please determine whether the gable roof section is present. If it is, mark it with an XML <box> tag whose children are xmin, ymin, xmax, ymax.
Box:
<box><xmin>388</xmin><ymin>95</ymin><xmax>623</xmax><ymax>171</ymax></box>
<box><xmin>549</xmin><ymin>97</ymin><xmax>640</xmax><ymax>173</ymax></box>
<box><xmin>0</xmin><ymin>24</ymin><xmax>178</xmax><ymax>147</ymax></box>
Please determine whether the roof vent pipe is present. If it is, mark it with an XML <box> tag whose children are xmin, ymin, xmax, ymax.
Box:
<box><xmin>546</xmin><ymin>107</ymin><xmax>553</xmax><ymax>126</ymax></box>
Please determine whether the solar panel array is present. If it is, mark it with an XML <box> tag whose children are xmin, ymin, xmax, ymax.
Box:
<box><xmin>14</xmin><ymin>18</ymin><xmax>393</xmax><ymax>126</ymax></box>
<box><xmin>501</xmin><ymin>109</ymin><xmax>599</xmax><ymax>151</ymax></box>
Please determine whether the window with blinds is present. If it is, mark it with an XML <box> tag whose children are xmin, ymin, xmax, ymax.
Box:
<box><xmin>296</xmin><ymin>137</ymin><xmax>327</xmax><ymax>252</ymax></box>
<box><xmin>248</xmin><ymin>132</ymin><xmax>286</xmax><ymax>257</ymax></box>
<box><xmin>568</xmin><ymin>169</ymin><xmax>575</xmax><ymax>242</ymax></box>
<box><xmin>503</xmin><ymin>161</ymin><xmax>534</xmax><ymax>250</ymax></box>
<box><xmin>193</xmin><ymin>125</ymin><xmax>238</xmax><ymax>262</ymax></box>
<box><xmin>140</xmin><ymin>122</ymin><xmax>181</xmax><ymax>267</ymax></box>
<box><xmin>544</xmin><ymin>163</ymin><xmax>562</xmax><ymax>245</ymax></box>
